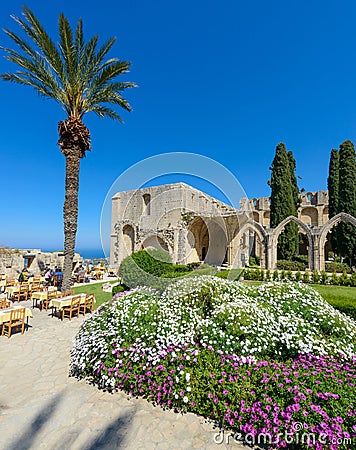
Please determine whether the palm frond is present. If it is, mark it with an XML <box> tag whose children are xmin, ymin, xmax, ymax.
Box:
<box><xmin>1</xmin><ymin>6</ymin><xmax>136</xmax><ymax>122</ymax></box>
<box><xmin>14</xmin><ymin>6</ymin><xmax>66</xmax><ymax>81</ymax></box>
<box><xmin>89</xmin><ymin>104</ymin><xmax>124</xmax><ymax>122</ymax></box>
<box><xmin>58</xmin><ymin>13</ymin><xmax>75</xmax><ymax>86</ymax></box>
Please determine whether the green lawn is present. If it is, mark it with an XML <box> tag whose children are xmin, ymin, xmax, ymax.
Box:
<box><xmin>310</xmin><ymin>284</ymin><xmax>356</xmax><ymax>304</ymax></box>
<box><xmin>73</xmin><ymin>280</ymin><xmax>118</xmax><ymax>309</ymax></box>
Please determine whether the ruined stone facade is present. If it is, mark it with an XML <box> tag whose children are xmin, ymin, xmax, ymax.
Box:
<box><xmin>0</xmin><ymin>248</ymin><xmax>82</xmax><ymax>278</ymax></box>
<box><xmin>110</xmin><ymin>183</ymin><xmax>356</xmax><ymax>271</ymax></box>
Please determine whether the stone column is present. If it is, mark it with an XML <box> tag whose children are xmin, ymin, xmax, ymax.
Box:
<box><xmin>311</xmin><ymin>230</ymin><xmax>322</xmax><ymax>272</ymax></box>
<box><xmin>177</xmin><ymin>228</ymin><xmax>188</xmax><ymax>264</ymax></box>
<box><xmin>265</xmin><ymin>230</ymin><xmax>275</xmax><ymax>270</ymax></box>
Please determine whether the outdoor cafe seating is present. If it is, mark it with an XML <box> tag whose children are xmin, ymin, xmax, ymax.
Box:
<box><xmin>0</xmin><ymin>298</ymin><xmax>11</xmax><ymax>309</ymax></box>
<box><xmin>0</xmin><ymin>305</ymin><xmax>32</xmax><ymax>339</ymax></box>
<box><xmin>61</xmin><ymin>295</ymin><xmax>81</xmax><ymax>320</ymax></box>
<box><xmin>79</xmin><ymin>294</ymin><xmax>95</xmax><ymax>315</ymax></box>
<box><xmin>1</xmin><ymin>307</ymin><xmax>26</xmax><ymax>338</ymax></box>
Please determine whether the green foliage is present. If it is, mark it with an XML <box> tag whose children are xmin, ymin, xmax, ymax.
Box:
<box><xmin>215</xmin><ymin>268</ymin><xmax>243</xmax><ymax>281</ymax></box>
<box><xmin>248</xmin><ymin>255</ymin><xmax>260</xmax><ymax>266</ymax></box>
<box><xmin>269</xmin><ymin>143</ymin><xmax>299</xmax><ymax>259</ymax></box>
<box><xmin>119</xmin><ymin>249</ymin><xmax>172</xmax><ymax>290</ymax></box>
<box><xmin>320</xmin><ymin>270</ymin><xmax>328</xmax><ymax>285</ymax></box>
<box><xmin>331</xmin><ymin>271</ymin><xmax>340</xmax><ymax>285</ymax></box>
<box><xmin>265</xmin><ymin>269</ymin><xmax>271</xmax><ymax>281</ymax></box>
<box><xmin>327</xmin><ymin>148</ymin><xmax>340</xmax><ymax>253</ymax></box>
<box><xmin>293</xmin><ymin>254</ymin><xmax>309</xmax><ymax>265</ymax></box>
<box><xmin>339</xmin><ymin>270</ymin><xmax>350</xmax><ymax>287</ymax></box>
<box><xmin>338</xmin><ymin>140</ymin><xmax>356</xmax><ymax>266</ymax></box>
<box><xmin>332</xmin><ymin>305</ymin><xmax>356</xmax><ymax>321</ymax></box>
<box><xmin>295</xmin><ymin>270</ymin><xmax>301</xmax><ymax>282</ymax></box>
<box><xmin>112</xmin><ymin>284</ymin><xmax>129</xmax><ymax>296</ymax></box>
<box><xmin>276</xmin><ymin>259</ymin><xmax>307</xmax><ymax>271</ymax></box>
<box><xmin>286</xmin><ymin>269</ymin><xmax>293</xmax><ymax>280</ymax></box>
<box><xmin>312</xmin><ymin>270</ymin><xmax>320</xmax><ymax>284</ymax></box>
<box><xmin>272</xmin><ymin>270</ymin><xmax>279</xmax><ymax>280</ymax></box>
<box><xmin>130</xmin><ymin>249</ymin><xmax>172</xmax><ymax>275</ymax></box>
<box><xmin>302</xmin><ymin>270</ymin><xmax>310</xmax><ymax>283</ymax></box>
<box><xmin>280</xmin><ymin>269</ymin><xmax>286</xmax><ymax>279</ymax></box>
<box><xmin>351</xmin><ymin>272</ymin><xmax>356</xmax><ymax>287</ymax></box>
<box><xmin>325</xmin><ymin>261</ymin><xmax>351</xmax><ymax>273</ymax></box>
<box><xmin>186</xmin><ymin>262</ymin><xmax>200</xmax><ymax>270</ymax></box>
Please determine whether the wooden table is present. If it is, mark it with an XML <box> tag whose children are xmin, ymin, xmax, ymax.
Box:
<box><xmin>0</xmin><ymin>305</ymin><xmax>33</xmax><ymax>328</ymax></box>
<box><xmin>51</xmin><ymin>294</ymin><xmax>93</xmax><ymax>318</ymax></box>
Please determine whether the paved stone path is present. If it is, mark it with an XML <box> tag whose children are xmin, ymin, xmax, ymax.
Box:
<box><xmin>0</xmin><ymin>300</ymin><xmax>246</xmax><ymax>450</ymax></box>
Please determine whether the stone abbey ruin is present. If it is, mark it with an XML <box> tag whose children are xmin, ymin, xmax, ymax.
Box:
<box><xmin>110</xmin><ymin>183</ymin><xmax>356</xmax><ymax>271</ymax></box>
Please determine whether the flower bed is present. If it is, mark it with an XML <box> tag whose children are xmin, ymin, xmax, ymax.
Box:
<box><xmin>70</xmin><ymin>277</ymin><xmax>356</xmax><ymax>448</ymax></box>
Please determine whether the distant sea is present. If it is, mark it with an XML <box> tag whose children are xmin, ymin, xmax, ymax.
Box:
<box><xmin>77</xmin><ymin>249</ymin><xmax>106</xmax><ymax>259</ymax></box>
<box><xmin>43</xmin><ymin>248</ymin><xmax>106</xmax><ymax>259</ymax></box>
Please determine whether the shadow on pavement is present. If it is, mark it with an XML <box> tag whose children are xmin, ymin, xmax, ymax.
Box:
<box><xmin>84</xmin><ymin>411</ymin><xmax>134</xmax><ymax>450</ymax></box>
<box><xmin>8</xmin><ymin>392</ymin><xmax>62</xmax><ymax>450</ymax></box>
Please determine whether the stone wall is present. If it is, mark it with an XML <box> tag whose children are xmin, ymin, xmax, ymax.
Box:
<box><xmin>0</xmin><ymin>248</ymin><xmax>82</xmax><ymax>278</ymax></box>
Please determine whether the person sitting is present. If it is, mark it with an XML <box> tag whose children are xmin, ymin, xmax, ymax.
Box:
<box><xmin>18</xmin><ymin>267</ymin><xmax>30</xmax><ymax>282</ymax></box>
<box><xmin>77</xmin><ymin>266</ymin><xmax>86</xmax><ymax>283</ymax></box>
<box><xmin>53</xmin><ymin>266</ymin><xmax>63</xmax><ymax>287</ymax></box>
<box><xmin>44</xmin><ymin>267</ymin><xmax>53</xmax><ymax>286</ymax></box>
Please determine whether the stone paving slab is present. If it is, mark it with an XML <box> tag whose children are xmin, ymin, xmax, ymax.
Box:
<box><xmin>0</xmin><ymin>300</ymin><xmax>247</xmax><ymax>450</ymax></box>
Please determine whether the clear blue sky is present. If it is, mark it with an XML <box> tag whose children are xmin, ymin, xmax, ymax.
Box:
<box><xmin>1</xmin><ymin>0</ymin><xmax>356</xmax><ymax>254</ymax></box>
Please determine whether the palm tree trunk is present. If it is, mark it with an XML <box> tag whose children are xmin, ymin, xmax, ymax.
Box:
<box><xmin>62</xmin><ymin>151</ymin><xmax>81</xmax><ymax>291</ymax></box>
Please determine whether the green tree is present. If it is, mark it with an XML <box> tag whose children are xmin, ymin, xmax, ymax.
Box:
<box><xmin>269</xmin><ymin>143</ymin><xmax>298</xmax><ymax>259</ymax></box>
<box><xmin>338</xmin><ymin>140</ymin><xmax>356</xmax><ymax>266</ymax></box>
<box><xmin>327</xmin><ymin>148</ymin><xmax>339</xmax><ymax>253</ymax></box>
<box><xmin>1</xmin><ymin>7</ymin><xmax>136</xmax><ymax>290</ymax></box>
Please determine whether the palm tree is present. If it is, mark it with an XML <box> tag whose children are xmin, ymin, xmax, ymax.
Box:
<box><xmin>1</xmin><ymin>6</ymin><xmax>136</xmax><ymax>291</ymax></box>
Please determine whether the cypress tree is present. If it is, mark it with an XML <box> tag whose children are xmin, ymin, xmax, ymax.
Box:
<box><xmin>338</xmin><ymin>140</ymin><xmax>356</xmax><ymax>265</ymax></box>
<box><xmin>287</xmin><ymin>150</ymin><xmax>300</xmax><ymax>256</ymax></box>
<box><xmin>288</xmin><ymin>150</ymin><xmax>300</xmax><ymax>212</ymax></box>
<box><xmin>269</xmin><ymin>142</ymin><xmax>298</xmax><ymax>260</ymax></box>
<box><xmin>327</xmin><ymin>148</ymin><xmax>339</xmax><ymax>253</ymax></box>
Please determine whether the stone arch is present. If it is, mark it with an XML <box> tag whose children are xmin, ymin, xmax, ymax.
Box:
<box><xmin>318</xmin><ymin>213</ymin><xmax>356</xmax><ymax>271</ymax></box>
<box><xmin>143</xmin><ymin>193</ymin><xmax>151</xmax><ymax>215</ymax></box>
<box><xmin>301</xmin><ymin>206</ymin><xmax>318</xmax><ymax>227</ymax></box>
<box><xmin>141</xmin><ymin>233</ymin><xmax>170</xmax><ymax>253</ymax></box>
<box><xmin>271</xmin><ymin>216</ymin><xmax>313</xmax><ymax>270</ymax></box>
<box><xmin>306</xmin><ymin>192</ymin><xmax>314</xmax><ymax>204</ymax></box>
<box><xmin>263</xmin><ymin>211</ymin><xmax>270</xmax><ymax>228</ymax></box>
<box><xmin>322</xmin><ymin>206</ymin><xmax>329</xmax><ymax>224</ymax></box>
<box><xmin>186</xmin><ymin>216</ymin><xmax>209</xmax><ymax>264</ymax></box>
<box><xmin>252</xmin><ymin>211</ymin><xmax>260</xmax><ymax>223</ymax></box>
<box><xmin>122</xmin><ymin>224</ymin><xmax>135</xmax><ymax>255</ymax></box>
<box><xmin>233</xmin><ymin>221</ymin><xmax>267</xmax><ymax>268</ymax></box>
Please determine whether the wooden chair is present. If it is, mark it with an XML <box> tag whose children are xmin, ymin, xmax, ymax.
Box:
<box><xmin>15</xmin><ymin>283</ymin><xmax>29</xmax><ymax>302</ymax></box>
<box><xmin>77</xmin><ymin>272</ymin><xmax>86</xmax><ymax>283</ymax></box>
<box><xmin>5</xmin><ymin>278</ymin><xmax>16</xmax><ymax>288</ymax></box>
<box><xmin>53</xmin><ymin>274</ymin><xmax>63</xmax><ymax>287</ymax></box>
<box><xmin>62</xmin><ymin>296</ymin><xmax>81</xmax><ymax>320</ymax></box>
<box><xmin>29</xmin><ymin>282</ymin><xmax>42</xmax><ymax>294</ymax></box>
<box><xmin>0</xmin><ymin>298</ymin><xmax>11</xmax><ymax>309</ymax></box>
<box><xmin>32</xmin><ymin>276</ymin><xmax>41</xmax><ymax>283</ymax></box>
<box><xmin>1</xmin><ymin>308</ymin><xmax>26</xmax><ymax>338</ymax></box>
<box><xmin>79</xmin><ymin>294</ymin><xmax>95</xmax><ymax>315</ymax></box>
<box><xmin>62</xmin><ymin>290</ymin><xmax>74</xmax><ymax>297</ymax></box>
<box><xmin>41</xmin><ymin>290</ymin><xmax>58</xmax><ymax>311</ymax></box>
